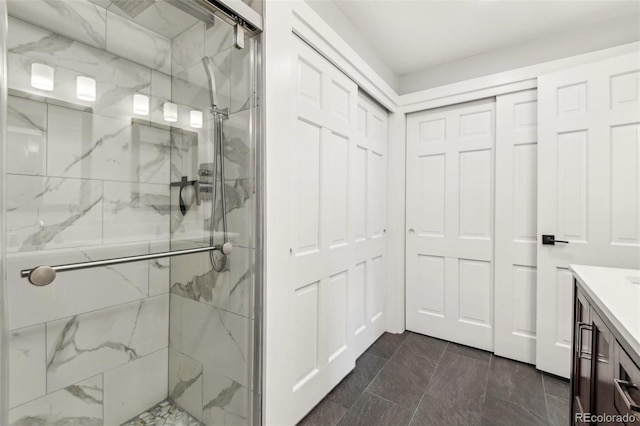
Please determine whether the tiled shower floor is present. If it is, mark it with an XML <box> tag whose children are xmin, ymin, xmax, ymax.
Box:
<box><xmin>121</xmin><ymin>400</ymin><xmax>204</xmax><ymax>426</ymax></box>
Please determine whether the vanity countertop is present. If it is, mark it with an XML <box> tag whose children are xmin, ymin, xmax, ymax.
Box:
<box><xmin>570</xmin><ymin>264</ymin><xmax>640</xmax><ymax>364</ymax></box>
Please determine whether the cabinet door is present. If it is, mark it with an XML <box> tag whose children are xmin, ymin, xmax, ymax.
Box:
<box><xmin>592</xmin><ymin>311</ymin><xmax>622</xmax><ymax>424</ymax></box>
<box><xmin>574</xmin><ymin>287</ymin><xmax>592</xmax><ymax>423</ymax></box>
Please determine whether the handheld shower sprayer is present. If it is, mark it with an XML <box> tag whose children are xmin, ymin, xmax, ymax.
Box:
<box><xmin>202</xmin><ymin>56</ymin><xmax>218</xmax><ymax>110</ymax></box>
<box><xmin>201</xmin><ymin>56</ymin><xmax>230</xmax><ymax>272</ymax></box>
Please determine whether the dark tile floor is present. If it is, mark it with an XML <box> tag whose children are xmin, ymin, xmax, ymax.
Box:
<box><xmin>298</xmin><ymin>331</ymin><xmax>571</xmax><ymax>426</ymax></box>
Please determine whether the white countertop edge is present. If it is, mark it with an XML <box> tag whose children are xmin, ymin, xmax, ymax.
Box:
<box><xmin>569</xmin><ymin>264</ymin><xmax>640</xmax><ymax>363</ymax></box>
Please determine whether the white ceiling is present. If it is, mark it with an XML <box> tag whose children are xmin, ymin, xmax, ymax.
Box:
<box><xmin>332</xmin><ymin>0</ymin><xmax>640</xmax><ymax>76</ymax></box>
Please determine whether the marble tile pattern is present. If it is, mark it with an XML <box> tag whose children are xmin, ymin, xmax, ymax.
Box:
<box><xmin>105</xmin><ymin>10</ymin><xmax>171</xmax><ymax>74</ymax></box>
<box><xmin>46</xmin><ymin>106</ymin><xmax>172</xmax><ymax>184</ymax></box>
<box><xmin>230</xmin><ymin>39</ymin><xmax>253</xmax><ymax>114</ymax></box>
<box><xmin>170</xmin><ymin>295</ymin><xmax>251</xmax><ymax>389</ymax></box>
<box><xmin>170</xmin><ymin>185</ymin><xmax>206</xmax><ymax>243</ymax></box>
<box><xmin>173</xmin><ymin>178</ymin><xmax>254</xmax><ymax>250</ymax></box>
<box><xmin>7</xmin><ymin>17</ymin><xmax>152</xmax><ymax>121</ymax></box>
<box><xmin>149</xmin><ymin>240</ymin><xmax>171</xmax><ymax>297</ymax></box>
<box><xmin>166</xmin><ymin>19</ymin><xmax>256</xmax><ymax>424</ymax></box>
<box><xmin>122</xmin><ymin>400</ymin><xmax>204</xmax><ymax>426</ymax></box>
<box><xmin>170</xmin><ymin>246</ymin><xmax>254</xmax><ymax>318</ymax></box>
<box><xmin>170</xmin><ymin>348</ymin><xmax>204</xmax><ymax>421</ymax></box>
<box><xmin>108</xmin><ymin>0</ymin><xmax>199</xmax><ymax>40</ymax></box>
<box><xmin>205</xmin><ymin>18</ymin><xmax>234</xmax><ymax>56</ymax></box>
<box><xmin>104</xmin><ymin>349</ymin><xmax>169</xmax><ymax>425</ymax></box>
<box><xmin>208</xmin><ymin>179</ymin><xmax>255</xmax><ymax>249</ymax></box>
<box><xmin>151</xmin><ymin>70</ymin><xmax>173</xmax><ymax>125</ymax></box>
<box><xmin>172</xmin><ymin>19</ymin><xmax>239</xmax><ymax>114</ymax></box>
<box><xmin>9</xmin><ymin>324</ymin><xmax>46</xmax><ymax>409</ymax></box>
<box><xmin>7</xmin><ymin>96</ymin><xmax>47</xmax><ymax>176</ymax></box>
<box><xmin>224</xmin><ymin>109</ymin><xmax>253</xmax><ymax>181</ymax></box>
<box><xmin>4</xmin><ymin>3</ymin><xmax>257</xmax><ymax>425</ymax></box>
<box><xmin>88</xmin><ymin>0</ymin><xmax>112</xmax><ymax>8</ymax></box>
<box><xmin>46</xmin><ymin>294</ymin><xmax>169</xmax><ymax>392</ymax></box>
<box><xmin>172</xmin><ymin>22</ymin><xmax>205</xmax><ymax>76</ymax></box>
<box><xmin>6</xmin><ymin>174</ymin><xmax>104</xmax><ymax>253</ymax></box>
<box><xmin>7</xmin><ymin>241</ymin><xmax>158</xmax><ymax>330</ymax></box>
<box><xmin>7</xmin><ymin>0</ymin><xmax>107</xmax><ymax>49</ymax></box>
<box><xmin>169</xmin><ymin>125</ymin><xmax>253</xmax><ymax>246</ymax></box>
<box><xmin>5</xmin><ymin>15</ymin><xmax>177</xmax><ymax>253</ymax></box>
<box><xmin>202</xmin><ymin>366</ymin><xmax>251</xmax><ymax>425</ymax></box>
<box><xmin>102</xmin><ymin>181</ymin><xmax>171</xmax><ymax>243</ymax></box>
<box><xmin>172</xmin><ymin>56</ymin><xmax>226</xmax><ymax>115</ymax></box>
<box><xmin>9</xmin><ymin>375</ymin><xmax>103</xmax><ymax>426</ymax></box>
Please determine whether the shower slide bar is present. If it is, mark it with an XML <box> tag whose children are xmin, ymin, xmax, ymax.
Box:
<box><xmin>20</xmin><ymin>242</ymin><xmax>234</xmax><ymax>287</ymax></box>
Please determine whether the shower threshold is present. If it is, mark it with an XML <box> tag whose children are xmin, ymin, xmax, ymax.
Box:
<box><xmin>121</xmin><ymin>399</ymin><xmax>204</xmax><ymax>426</ymax></box>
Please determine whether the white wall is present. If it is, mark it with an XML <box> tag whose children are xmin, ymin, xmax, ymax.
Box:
<box><xmin>399</xmin><ymin>14</ymin><xmax>640</xmax><ymax>94</ymax></box>
<box><xmin>302</xmin><ymin>1</ymin><xmax>640</xmax><ymax>96</ymax></box>
<box><xmin>304</xmin><ymin>0</ymin><xmax>400</xmax><ymax>93</ymax></box>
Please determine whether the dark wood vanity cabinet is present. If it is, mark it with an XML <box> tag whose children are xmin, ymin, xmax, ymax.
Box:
<box><xmin>591</xmin><ymin>311</ymin><xmax>620</xmax><ymax>424</ymax></box>
<box><xmin>574</xmin><ymin>289</ymin><xmax>592</xmax><ymax>423</ymax></box>
<box><xmin>571</xmin><ymin>282</ymin><xmax>640</xmax><ymax>425</ymax></box>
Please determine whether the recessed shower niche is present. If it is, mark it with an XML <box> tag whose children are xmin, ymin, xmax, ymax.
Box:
<box><xmin>1</xmin><ymin>0</ymin><xmax>261</xmax><ymax>424</ymax></box>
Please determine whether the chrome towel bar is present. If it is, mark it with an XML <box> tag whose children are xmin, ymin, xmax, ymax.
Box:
<box><xmin>21</xmin><ymin>242</ymin><xmax>233</xmax><ymax>287</ymax></box>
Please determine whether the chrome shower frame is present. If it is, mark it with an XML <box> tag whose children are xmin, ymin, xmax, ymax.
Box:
<box><xmin>252</xmin><ymin>32</ymin><xmax>264</xmax><ymax>426</ymax></box>
<box><xmin>0</xmin><ymin>1</ymin><xmax>8</xmax><ymax>423</ymax></box>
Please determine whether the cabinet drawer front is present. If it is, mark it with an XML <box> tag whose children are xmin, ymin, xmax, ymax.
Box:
<box><xmin>615</xmin><ymin>342</ymin><xmax>640</xmax><ymax>424</ymax></box>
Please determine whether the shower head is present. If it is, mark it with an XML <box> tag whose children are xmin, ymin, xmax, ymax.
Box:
<box><xmin>202</xmin><ymin>56</ymin><xmax>218</xmax><ymax>109</ymax></box>
<box><xmin>111</xmin><ymin>0</ymin><xmax>156</xmax><ymax>18</ymax></box>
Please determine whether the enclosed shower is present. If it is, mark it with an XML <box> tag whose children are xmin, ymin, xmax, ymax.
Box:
<box><xmin>0</xmin><ymin>0</ymin><xmax>262</xmax><ymax>424</ymax></box>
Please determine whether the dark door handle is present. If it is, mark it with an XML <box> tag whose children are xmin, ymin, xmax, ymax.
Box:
<box><xmin>542</xmin><ymin>234</ymin><xmax>569</xmax><ymax>245</ymax></box>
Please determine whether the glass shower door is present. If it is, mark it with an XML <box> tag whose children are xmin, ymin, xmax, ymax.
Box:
<box><xmin>1</xmin><ymin>1</ymin><xmax>259</xmax><ymax>425</ymax></box>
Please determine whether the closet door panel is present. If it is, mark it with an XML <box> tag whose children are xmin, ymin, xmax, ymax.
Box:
<box><xmin>289</xmin><ymin>37</ymin><xmax>357</xmax><ymax>421</ymax></box>
<box><xmin>536</xmin><ymin>53</ymin><xmax>640</xmax><ymax>378</ymax></box>
<box><xmin>288</xmin><ymin>37</ymin><xmax>389</xmax><ymax>423</ymax></box>
<box><xmin>406</xmin><ymin>98</ymin><xmax>495</xmax><ymax>351</ymax></box>
<box><xmin>494</xmin><ymin>90</ymin><xmax>538</xmax><ymax>365</ymax></box>
<box><xmin>353</xmin><ymin>93</ymin><xmax>388</xmax><ymax>357</ymax></box>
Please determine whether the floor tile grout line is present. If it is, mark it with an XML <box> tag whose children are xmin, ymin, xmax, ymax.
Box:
<box><xmin>331</xmin><ymin>349</ymin><xmax>388</xmax><ymax>413</ymax></box>
<box><xmin>479</xmin><ymin>352</ymin><xmax>493</xmax><ymax>406</ymax></box>
<box><xmin>363</xmin><ymin>389</ymin><xmax>413</xmax><ymax>411</ymax></box>
<box><xmin>406</xmin><ymin>390</ymin><xmax>426</xmax><ymax>426</ymax></box>
<box><xmin>362</xmin><ymin>332</ymin><xmax>408</xmax><ymax>394</ymax></box>
<box><xmin>541</xmin><ymin>374</ymin><xmax>552</xmax><ymax>425</ymax></box>
<box><xmin>367</xmin><ymin>334</ymin><xmax>449</xmax><ymax>411</ymax></box>
<box><xmin>483</xmin><ymin>358</ymin><xmax>553</xmax><ymax>422</ymax></box>
<box><xmin>422</xmin><ymin>340</ymin><xmax>448</xmax><ymax>397</ymax></box>
<box><xmin>362</xmin><ymin>355</ymin><xmax>391</xmax><ymax>396</ymax></box>
<box><xmin>333</xmin><ymin>404</ymin><xmax>347</xmax><ymax>426</ymax></box>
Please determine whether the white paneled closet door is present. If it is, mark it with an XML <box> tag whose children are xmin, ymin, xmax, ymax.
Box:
<box><xmin>406</xmin><ymin>99</ymin><xmax>495</xmax><ymax>351</ymax></box>
<box><xmin>494</xmin><ymin>90</ymin><xmax>538</xmax><ymax>364</ymax></box>
<box><xmin>536</xmin><ymin>53</ymin><xmax>640</xmax><ymax>378</ymax></box>
<box><xmin>352</xmin><ymin>93</ymin><xmax>388</xmax><ymax>357</ymax></box>
<box><xmin>289</xmin><ymin>36</ymin><xmax>388</xmax><ymax>423</ymax></box>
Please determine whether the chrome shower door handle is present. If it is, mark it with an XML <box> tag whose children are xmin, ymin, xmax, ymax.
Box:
<box><xmin>22</xmin><ymin>244</ymin><xmax>232</xmax><ymax>287</ymax></box>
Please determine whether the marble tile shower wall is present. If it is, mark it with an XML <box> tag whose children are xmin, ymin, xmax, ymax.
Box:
<box><xmin>168</xmin><ymin>19</ymin><xmax>256</xmax><ymax>426</ymax></box>
<box><xmin>3</xmin><ymin>1</ymin><xmax>255</xmax><ymax>425</ymax></box>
